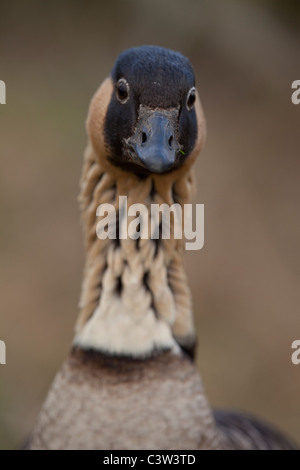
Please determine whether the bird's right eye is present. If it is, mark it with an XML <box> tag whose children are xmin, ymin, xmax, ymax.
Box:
<box><xmin>116</xmin><ymin>79</ymin><xmax>129</xmax><ymax>103</ymax></box>
<box><xmin>186</xmin><ymin>87</ymin><xmax>196</xmax><ymax>111</ymax></box>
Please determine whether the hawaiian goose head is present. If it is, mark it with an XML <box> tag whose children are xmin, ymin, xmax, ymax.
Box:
<box><xmin>74</xmin><ymin>45</ymin><xmax>206</xmax><ymax>359</ymax></box>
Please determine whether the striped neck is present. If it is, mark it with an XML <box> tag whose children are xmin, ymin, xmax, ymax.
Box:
<box><xmin>74</xmin><ymin>142</ymin><xmax>196</xmax><ymax>357</ymax></box>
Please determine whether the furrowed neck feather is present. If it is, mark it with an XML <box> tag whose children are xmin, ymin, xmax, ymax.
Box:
<box><xmin>74</xmin><ymin>143</ymin><xmax>197</xmax><ymax>357</ymax></box>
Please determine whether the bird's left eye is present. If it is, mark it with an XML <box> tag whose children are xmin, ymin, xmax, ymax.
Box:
<box><xmin>186</xmin><ymin>87</ymin><xmax>196</xmax><ymax>111</ymax></box>
<box><xmin>116</xmin><ymin>78</ymin><xmax>130</xmax><ymax>103</ymax></box>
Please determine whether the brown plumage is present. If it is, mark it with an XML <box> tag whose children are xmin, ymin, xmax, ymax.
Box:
<box><xmin>29</xmin><ymin>349</ymin><xmax>219</xmax><ymax>450</ymax></box>
<box><xmin>27</xmin><ymin>46</ymin><xmax>296</xmax><ymax>450</ymax></box>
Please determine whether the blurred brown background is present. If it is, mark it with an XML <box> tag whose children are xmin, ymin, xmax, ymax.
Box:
<box><xmin>0</xmin><ymin>0</ymin><xmax>299</xmax><ymax>449</ymax></box>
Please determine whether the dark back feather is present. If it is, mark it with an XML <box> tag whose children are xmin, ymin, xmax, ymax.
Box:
<box><xmin>214</xmin><ymin>409</ymin><xmax>297</xmax><ymax>450</ymax></box>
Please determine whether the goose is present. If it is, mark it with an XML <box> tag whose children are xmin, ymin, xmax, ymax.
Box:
<box><xmin>28</xmin><ymin>45</ymin><xmax>296</xmax><ymax>450</ymax></box>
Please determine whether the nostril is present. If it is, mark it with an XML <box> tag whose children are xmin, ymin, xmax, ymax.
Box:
<box><xmin>168</xmin><ymin>135</ymin><xmax>173</xmax><ymax>149</ymax></box>
<box><xmin>141</xmin><ymin>132</ymin><xmax>147</xmax><ymax>144</ymax></box>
